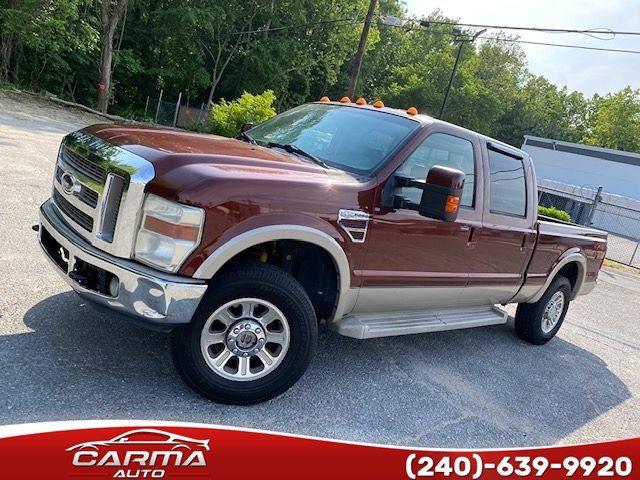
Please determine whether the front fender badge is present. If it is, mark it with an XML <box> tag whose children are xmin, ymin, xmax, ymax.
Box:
<box><xmin>337</xmin><ymin>209</ymin><xmax>370</xmax><ymax>243</ymax></box>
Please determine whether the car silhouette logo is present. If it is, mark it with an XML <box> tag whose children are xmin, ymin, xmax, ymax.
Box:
<box><xmin>66</xmin><ymin>428</ymin><xmax>210</xmax><ymax>452</ymax></box>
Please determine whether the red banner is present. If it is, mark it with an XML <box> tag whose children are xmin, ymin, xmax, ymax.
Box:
<box><xmin>0</xmin><ymin>422</ymin><xmax>636</xmax><ymax>479</ymax></box>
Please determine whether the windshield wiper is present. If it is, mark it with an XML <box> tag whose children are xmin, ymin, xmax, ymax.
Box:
<box><xmin>238</xmin><ymin>131</ymin><xmax>256</xmax><ymax>145</ymax></box>
<box><xmin>267</xmin><ymin>142</ymin><xmax>330</xmax><ymax>168</ymax></box>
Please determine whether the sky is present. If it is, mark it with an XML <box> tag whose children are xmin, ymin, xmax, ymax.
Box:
<box><xmin>404</xmin><ymin>0</ymin><xmax>640</xmax><ymax>98</ymax></box>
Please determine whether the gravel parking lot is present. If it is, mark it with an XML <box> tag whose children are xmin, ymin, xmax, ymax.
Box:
<box><xmin>1</xmin><ymin>91</ymin><xmax>639</xmax><ymax>448</ymax></box>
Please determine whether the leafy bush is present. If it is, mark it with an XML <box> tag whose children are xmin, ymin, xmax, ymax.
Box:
<box><xmin>538</xmin><ymin>205</ymin><xmax>572</xmax><ymax>222</ymax></box>
<box><xmin>209</xmin><ymin>90</ymin><xmax>277</xmax><ymax>137</ymax></box>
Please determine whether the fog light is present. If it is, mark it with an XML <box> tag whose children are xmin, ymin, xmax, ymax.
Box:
<box><xmin>109</xmin><ymin>276</ymin><xmax>120</xmax><ymax>297</ymax></box>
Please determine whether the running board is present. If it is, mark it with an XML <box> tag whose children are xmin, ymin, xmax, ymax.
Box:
<box><xmin>330</xmin><ymin>306</ymin><xmax>508</xmax><ymax>339</ymax></box>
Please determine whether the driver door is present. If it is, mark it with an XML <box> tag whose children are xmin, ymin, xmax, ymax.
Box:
<box><xmin>354</xmin><ymin>130</ymin><xmax>484</xmax><ymax>313</ymax></box>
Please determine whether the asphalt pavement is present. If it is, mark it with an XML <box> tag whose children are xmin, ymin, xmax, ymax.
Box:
<box><xmin>0</xmin><ymin>92</ymin><xmax>638</xmax><ymax>448</ymax></box>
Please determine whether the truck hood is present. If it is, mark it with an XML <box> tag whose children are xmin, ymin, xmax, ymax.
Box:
<box><xmin>83</xmin><ymin>124</ymin><xmax>362</xmax><ymax>204</ymax></box>
<box><xmin>85</xmin><ymin>123</ymin><xmax>328</xmax><ymax>174</ymax></box>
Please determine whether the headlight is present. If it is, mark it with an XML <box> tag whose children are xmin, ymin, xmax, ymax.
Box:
<box><xmin>134</xmin><ymin>194</ymin><xmax>204</xmax><ymax>273</ymax></box>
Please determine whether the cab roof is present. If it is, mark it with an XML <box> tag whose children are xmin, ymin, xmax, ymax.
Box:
<box><xmin>310</xmin><ymin>100</ymin><xmax>433</xmax><ymax>125</ymax></box>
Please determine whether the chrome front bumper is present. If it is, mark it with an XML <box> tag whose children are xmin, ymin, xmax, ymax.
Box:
<box><xmin>39</xmin><ymin>199</ymin><xmax>207</xmax><ymax>326</ymax></box>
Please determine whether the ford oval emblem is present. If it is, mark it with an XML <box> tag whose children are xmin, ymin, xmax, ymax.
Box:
<box><xmin>61</xmin><ymin>172</ymin><xmax>79</xmax><ymax>194</ymax></box>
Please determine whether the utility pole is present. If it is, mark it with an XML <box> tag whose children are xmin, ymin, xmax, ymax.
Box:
<box><xmin>346</xmin><ymin>0</ymin><xmax>377</xmax><ymax>99</ymax></box>
<box><xmin>438</xmin><ymin>28</ymin><xmax>486</xmax><ymax>119</ymax></box>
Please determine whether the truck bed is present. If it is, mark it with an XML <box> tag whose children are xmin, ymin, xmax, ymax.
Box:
<box><xmin>520</xmin><ymin>218</ymin><xmax>608</xmax><ymax>302</ymax></box>
<box><xmin>538</xmin><ymin>217</ymin><xmax>608</xmax><ymax>241</ymax></box>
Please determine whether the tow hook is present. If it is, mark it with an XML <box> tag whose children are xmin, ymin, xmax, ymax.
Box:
<box><xmin>69</xmin><ymin>270</ymin><xmax>91</xmax><ymax>283</ymax></box>
<box><xmin>32</xmin><ymin>224</ymin><xmax>40</xmax><ymax>232</ymax></box>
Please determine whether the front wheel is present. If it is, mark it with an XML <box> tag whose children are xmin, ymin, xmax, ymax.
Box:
<box><xmin>515</xmin><ymin>275</ymin><xmax>571</xmax><ymax>345</ymax></box>
<box><xmin>171</xmin><ymin>262</ymin><xmax>318</xmax><ymax>405</ymax></box>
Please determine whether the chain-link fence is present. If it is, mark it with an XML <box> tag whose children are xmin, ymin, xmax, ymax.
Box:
<box><xmin>538</xmin><ymin>180</ymin><xmax>640</xmax><ymax>268</ymax></box>
<box><xmin>144</xmin><ymin>92</ymin><xmax>209</xmax><ymax>130</ymax></box>
<box><xmin>176</xmin><ymin>104</ymin><xmax>210</xmax><ymax>130</ymax></box>
<box><xmin>145</xmin><ymin>96</ymin><xmax>178</xmax><ymax>125</ymax></box>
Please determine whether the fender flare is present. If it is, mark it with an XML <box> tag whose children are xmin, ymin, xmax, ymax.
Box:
<box><xmin>527</xmin><ymin>251</ymin><xmax>587</xmax><ymax>303</ymax></box>
<box><xmin>192</xmin><ymin>225</ymin><xmax>352</xmax><ymax>320</ymax></box>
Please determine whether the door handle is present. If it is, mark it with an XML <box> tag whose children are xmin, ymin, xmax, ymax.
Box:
<box><xmin>461</xmin><ymin>225</ymin><xmax>478</xmax><ymax>247</ymax></box>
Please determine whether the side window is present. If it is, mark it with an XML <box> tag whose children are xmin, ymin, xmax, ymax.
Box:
<box><xmin>488</xmin><ymin>148</ymin><xmax>527</xmax><ymax>217</ymax></box>
<box><xmin>398</xmin><ymin>133</ymin><xmax>475</xmax><ymax>207</ymax></box>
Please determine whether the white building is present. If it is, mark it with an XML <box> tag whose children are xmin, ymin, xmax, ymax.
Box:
<box><xmin>522</xmin><ymin>135</ymin><xmax>640</xmax><ymax>201</ymax></box>
<box><xmin>521</xmin><ymin>136</ymin><xmax>640</xmax><ymax>266</ymax></box>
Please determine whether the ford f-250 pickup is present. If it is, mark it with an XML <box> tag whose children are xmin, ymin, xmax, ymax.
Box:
<box><xmin>37</xmin><ymin>97</ymin><xmax>607</xmax><ymax>404</ymax></box>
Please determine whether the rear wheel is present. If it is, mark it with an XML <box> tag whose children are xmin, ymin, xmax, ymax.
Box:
<box><xmin>515</xmin><ymin>275</ymin><xmax>571</xmax><ymax>345</ymax></box>
<box><xmin>171</xmin><ymin>262</ymin><xmax>317</xmax><ymax>404</ymax></box>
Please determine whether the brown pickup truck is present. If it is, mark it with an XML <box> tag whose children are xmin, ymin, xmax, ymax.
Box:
<box><xmin>38</xmin><ymin>99</ymin><xmax>607</xmax><ymax>404</ymax></box>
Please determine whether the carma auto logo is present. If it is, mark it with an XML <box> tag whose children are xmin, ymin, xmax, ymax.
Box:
<box><xmin>66</xmin><ymin>428</ymin><xmax>211</xmax><ymax>478</ymax></box>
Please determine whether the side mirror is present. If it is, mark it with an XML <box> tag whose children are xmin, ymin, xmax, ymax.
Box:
<box><xmin>418</xmin><ymin>166</ymin><xmax>465</xmax><ymax>221</ymax></box>
<box><xmin>381</xmin><ymin>165</ymin><xmax>465</xmax><ymax>222</ymax></box>
<box><xmin>240</xmin><ymin>122</ymin><xmax>254</xmax><ymax>133</ymax></box>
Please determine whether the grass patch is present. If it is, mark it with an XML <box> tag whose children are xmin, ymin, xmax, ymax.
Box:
<box><xmin>603</xmin><ymin>259</ymin><xmax>639</xmax><ymax>274</ymax></box>
<box><xmin>0</xmin><ymin>80</ymin><xmax>16</xmax><ymax>91</ymax></box>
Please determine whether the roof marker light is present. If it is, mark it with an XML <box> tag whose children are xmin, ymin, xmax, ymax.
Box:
<box><xmin>407</xmin><ymin>106</ymin><xmax>418</xmax><ymax>115</ymax></box>
<box><xmin>355</xmin><ymin>97</ymin><xmax>367</xmax><ymax>105</ymax></box>
<box><xmin>340</xmin><ymin>96</ymin><xmax>351</xmax><ymax>103</ymax></box>
<box><xmin>373</xmin><ymin>100</ymin><xmax>384</xmax><ymax>108</ymax></box>
<box><xmin>320</xmin><ymin>96</ymin><xmax>330</xmax><ymax>102</ymax></box>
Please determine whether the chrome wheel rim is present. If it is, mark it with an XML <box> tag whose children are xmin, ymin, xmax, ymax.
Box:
<box><xmin>541</xmin><ymin>291</ymin><xmax>565</xmax><ymax>334</ymax></box>
<box><xmin>200</xmin><ymin>298</ymin><xmax>290</xmax><ymax>381</ymax></box>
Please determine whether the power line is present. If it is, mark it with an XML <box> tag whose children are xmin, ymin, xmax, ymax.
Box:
<box><xmin>124</xmin><ymin>16</ymin><xmax>360</xmax><ymax>38</ymax></box>
<box><xmin>405</xmin><ymin>24</ymin><xmax>640</xmax><ymax>55</ymax></box>
<box><xmin>125</xmin><ymin>14</ymin><xmax>640</xmax><ymax>55</ymax></box>
<box><xmin>479</xmin><ymin>36</ymin><xmax>640</xmax><ymax>54</ymax></box>
<box><xmin>422</xmin><ymin>20</ymin><xmax>640</xmax><ymax>37</ymax></box>
<box><xmin>232</xmin><ymin>17</ymin><xmax>358</xmax><ymax>35</ymax></box>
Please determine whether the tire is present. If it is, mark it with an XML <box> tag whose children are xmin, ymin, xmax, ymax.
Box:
<box><xmin>515</xmin><ymin>275</ymin><xmax>571</xmax><ymax>345</ymax></box>
<box><xmin>171</xmin><ymin>261</ymin><xmax>318</xmax><ymax>405</ymax></box>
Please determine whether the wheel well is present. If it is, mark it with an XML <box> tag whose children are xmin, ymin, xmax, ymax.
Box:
<box><xmin>214</xmin><ymin>240</ymin><xmax>339</xmax><ymax>321</ymax></box>
<box><xmin>556</xmin><ymin>262</ymin><xmax>579</xmax><ymax>291</ymax></box>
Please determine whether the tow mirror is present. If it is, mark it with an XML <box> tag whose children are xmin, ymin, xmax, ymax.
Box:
<box><xmin>418</xmin><ymin>166</ymin><xmax>465</xmax><ymax>221</ymax></box>
<box><xmin>380</xmin><ymin>165</ymin><xmax>465</xmax><ymax>222</ymax></box>
<box><xmin>240</xmin><ymin>122</ymin><xmax>254</xmax><ymax>133</ymax></box>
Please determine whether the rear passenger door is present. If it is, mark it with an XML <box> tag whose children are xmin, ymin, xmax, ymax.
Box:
<box><xmin>470</xmin><ymin>142</ymin><xmax>537</xmax><ymax>304</ymax></box>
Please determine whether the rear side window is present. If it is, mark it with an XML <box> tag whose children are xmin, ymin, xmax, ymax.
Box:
<box><xmin>488</xmin><ymin>148</ymin><xmax>527</xmax><ymax>217</ymax></box>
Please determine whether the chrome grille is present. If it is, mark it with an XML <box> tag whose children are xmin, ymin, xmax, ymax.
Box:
<box><xmin>79</xmin><ymin>187</ymin><xmax>99</xmax><ymax>208</ymax></box>
<box><xmin>51</xmin><ymin>131</ymin><xmax>155</xmax><ymax>259</ymax></box>
<box><xmin>98</xmin><ymin>175</ymin><xmax>125</xmax><ymax>243</ymax></box>
<box><xmin>60</xmin><ymin>144</ymin><xmax>105</xmax><ymax>183</ymax></box>
<box><xmin>53</xmin><ymin>190</ymin><xmax>94</xmax><ymax>232</ymax></box>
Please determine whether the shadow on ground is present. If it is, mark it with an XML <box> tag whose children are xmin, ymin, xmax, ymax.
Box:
<box><xmin>0</xmin><ymin>291</ymin><xmax>630</xmax><ymax>448</ymax></box>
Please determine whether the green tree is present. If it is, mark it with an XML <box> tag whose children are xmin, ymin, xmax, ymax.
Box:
<box><xmin>446</xmin><ymin>38</ymin><xmax>525</xmax><ymax>136</ymax></box>
<box><xmin>582</xmin><ymin>87</ymin><xmax>640</xmax><ymax>152</ymax></box>
<box><xmin>2</xmin><ymin>0</ymin><xmax>636</xmax><ymax>154</ymax></box>
<box><xmin>497</xmin><ymin>74</ymin><xmax>590</xmax><ymax>146</ymax></box>
<box><xmin>97</xmin><ymin>0</ymin><xmax>129</xmax><ymax>112</ymax></box>
<box><xmin>218</xmin><ymin>0</ymin><xmax>369</xmax><ymax>110</ymax></box>
<box><xmin>360</xmin><ymin>11</ymin><xmax>462</xmax><ymax>115</ymax></box>
<box><xmin>0</xmin><ymin>0</ymin><xmax>97</xmax><ymax>95</ymax></box>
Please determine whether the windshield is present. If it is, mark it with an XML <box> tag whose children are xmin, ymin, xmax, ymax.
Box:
<box><xmin>246</xmin><ymin>103</ymin><xmax>420</xmax><ymax>175</ymax></box>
